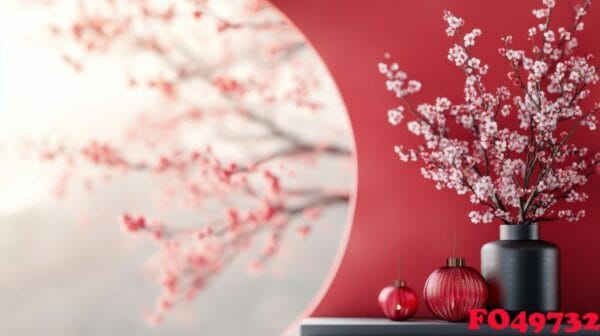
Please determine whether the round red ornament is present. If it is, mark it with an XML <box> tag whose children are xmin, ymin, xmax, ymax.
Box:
<box><xmin>378</xmin><ymin>279</ymin><xmax>418</xmax><ymax>321</ymax></box>
<box><xmin>423</xmin><ymin>257</ymin><xmax>488</xmax><ymax>322</ymax></box>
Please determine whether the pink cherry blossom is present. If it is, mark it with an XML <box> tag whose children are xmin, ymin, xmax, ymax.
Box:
<box><xmin>121</xmin><ymin>213</ymin><xmax>146</xmax><ymax>232</ymax></box>
<box><xmin>36</xmin><ymin>0</ymin><xmax>353</xmax><ymax>324</ymax></box>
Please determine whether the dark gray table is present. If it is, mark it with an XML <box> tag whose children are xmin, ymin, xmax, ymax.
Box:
<box><xmin>300</xmin><ymin>318</ymin><xmax>600</xmax><ymax>336</ymax></box>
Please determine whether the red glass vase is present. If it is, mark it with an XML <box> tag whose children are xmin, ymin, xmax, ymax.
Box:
<box><xmin>423</xmin><ymin>257</ymin><xmax>488</xmax><ymax>322</ymax></box>
<box><xmin>378</xmin><ymin>279</ymin><xmax>418</xmax><ymax>321</ymax></box>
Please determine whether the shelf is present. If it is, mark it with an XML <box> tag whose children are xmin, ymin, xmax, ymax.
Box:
<box><xmin>300</xmin><ymin>317</ymin><xmax>598</xmax><ymax>336</ymax></box>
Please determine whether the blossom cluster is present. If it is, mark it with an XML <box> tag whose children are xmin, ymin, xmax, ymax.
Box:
<box><xmin>38</xmin><ymin>0</ymin><xmax>352</xmax><ymax>324</ymax></box>
<box><xmin>380</xmin><ymin>0</ymin><xmax>598</xmax><ymax>225</ymax></box>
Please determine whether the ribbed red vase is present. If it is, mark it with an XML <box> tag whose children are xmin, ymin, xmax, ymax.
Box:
<box><xmin>423</xmin><ymin>257</ymin><xmax>488</xmax><ymax>322</ymax></box>
<box><xmin>378</xmin><ymin>279</ymin><xmax>418</xmax><ymax>321</ymax></box>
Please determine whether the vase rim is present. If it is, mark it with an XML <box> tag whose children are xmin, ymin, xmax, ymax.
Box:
<box><xmin>500</xmin><ymin>223</ymin><xmax>538</xmax><ymax>225</ymax></box>
<box><xmin>500</xmin><ymin>223</ymin><xmax>539</xmax><ymax>240</ymax></box>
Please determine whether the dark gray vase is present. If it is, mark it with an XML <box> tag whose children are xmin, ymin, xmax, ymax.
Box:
<box><xmin>480</xmin><ymin>224</ymin><xmax>560</xmax><ymax>313</ymax></box>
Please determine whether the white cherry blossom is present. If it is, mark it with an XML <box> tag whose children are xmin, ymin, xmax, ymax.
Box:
<box><xmin>380</xmin><ymin>0</ymin><xmax>598</xmax><ymax>225</ymax></box>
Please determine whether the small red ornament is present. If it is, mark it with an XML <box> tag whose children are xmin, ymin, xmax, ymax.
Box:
<box><xmin>423</xmin><ymin>257</ymin><xmax>488</xmax><ymax>322</ymax></box>
<box><xmin>378</xmin><ymin>279</ymin><xmax>418</xmax><ymax>321</ymax></box>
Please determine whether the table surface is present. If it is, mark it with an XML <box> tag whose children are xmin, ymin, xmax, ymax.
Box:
<box><xmin>300</xmin><ymin>317</ymin><xmax>599</xmax><ymax>336</ymax></box>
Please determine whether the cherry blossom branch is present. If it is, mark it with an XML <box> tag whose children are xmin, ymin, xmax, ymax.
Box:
<box><xmin>522</xmin><ymin>107</ymin><xmax>599</xmax><ymax>218</ymax></box>
<box><xmin>37</xmin><ymin>0</ymin><xmax>354</xmax><ymax>324</ymax></box>
<box><xmin>381</xmin><ymin>0</ymin><xmax>598</xmax><ymax>225</ymax></box>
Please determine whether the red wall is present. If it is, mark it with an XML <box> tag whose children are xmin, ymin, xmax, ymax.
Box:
<box><xmin>271</xmin><ymin>0</ymin><xmax>600</xmax><ymax>317</ymax></box>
